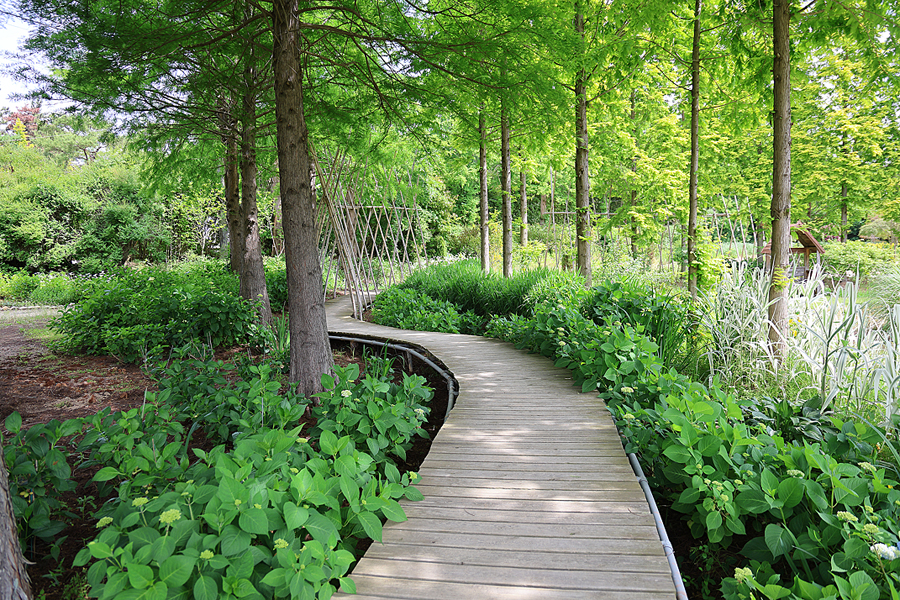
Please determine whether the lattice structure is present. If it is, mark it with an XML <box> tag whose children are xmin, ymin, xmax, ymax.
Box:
<box><xmin>314</xmin><ymin>151</ymin><xmax>428</xmax><ymax>317</ymax></box>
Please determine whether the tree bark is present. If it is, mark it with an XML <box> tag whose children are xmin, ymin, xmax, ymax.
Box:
<box><xmin>768</xmin><ymin>0</ymin><xmax>792</xmax><ymax>355</ymax></box>
<box><xmin>519</xmin><ymin>166</ymin><xmax>528</xmax><ymax>246</ymax></box>
<box><xmin>220</xmin><ymin>107</ymin><xmax>243</xmax><ymax>274</ymax></box>
<box><xmin>0</xmin><ymin>444</ymin><xmax>31</xmax><ymax>600</ymax></box>
<box><xmin>479</xmin><ymin>109</ymin><xmax>490</xmax><ymax>273</ymax></box>
<box><xmin>239</xmin><ymin>84</ymin><xmax>273</xmax><ymax>327</ymax></box>
<box><xmin>629</xmin><ymin>89</ymin><xmax>638</xmax><ymax>259</ymax></box>
<box><xmin>574</xmin><ymin>0</ymin><xmax>592</xmax><ymax>286</ymax></box>
<box><xmin>272</xmin><ymin>0</ymin><xmax>333</xmax><ymax>394</ymax></box>
<box><xmin>687</xmin><ymin>0</ymin><xmax>702</xmax><ymax>299</ymax></box>
<box><xmin>500</xmin><ymin>91</ymin><xmax>512</xmax><ymax>278</ymax></box>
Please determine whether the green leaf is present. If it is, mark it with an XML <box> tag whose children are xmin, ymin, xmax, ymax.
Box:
<box><xmin>4</xmin><ymin>412</ymin><xmax>22</xmax><ymax>434</ymax></box>
<box><xmin>736</xmin><ymin>490</ymin><xmax>770</xmax><ymax>514</ymax></box>
<box><xmin>220</xmin><ymin>524</ymin><xmax>251</xmax><ymax>556</ymax></box>
<box><xmin>217</xmin><ymin>476</ymin><xmax>245</xmax><ymax>505</ymax></box>
<box><xmin>194</xmin><ymin>575</ymin><xmax>218</xmax><ymax>600</ymax></box>
<box><xmin>283</xmin><ymin>502</ymin><xmax>309</xmax><ymax>530</ymax></box>
<box><xmin>239</xmin><ymin>508</ymin><xmax>269</xmax><ymax>535</ymax></box>
<box><xmin>776</xmin><ymin>478</ymin><xmax>804</xmax><ymax>509</ymax></box>
<box><xmin>848</xmin><ymin>572</ymin><xmax>879</xmax><ymax>600</ymax></box>
<box><xmin>404</xmin><ymin>486</ymin><xmax>424</xmax><ymax>501</ymax></box>
<box><xmin>357</xmin><ymin>511</ymin><xmax>383</xmax><ymax>542</ymax></box>
<box><xmin>260</xmin><ymin>568</ymin><xmax>286</xmax><ymax>588</ymax></box>
<box><xmin>127</xmin><ymin>564</ymin><xmax>155</xmax><ymax>590</ymax></box>
<box><xmin>705</xmin><ymin>511</ymin><xmax>723</xmax><ymax>531</ymax></box>
<box><xmin>158</xmin><ymin>555</ymin><xmax>195</xmax><ymax>589</ymax></box>
<box><xmin>764</xmin><ymin>524</ymin><xmax>795</xmax><ymax>559</ymax></box>
<box><xmin>380</xmin><ymin>499</ymin><xmax>407</xmax><ymax>523</ymax></box>
<box><xmin>305</xmin><ymin>510</ymin><xmax>340</xmax><ymax>546</ymax></box>
<box><xmin>760</xmin><ymin>469</ymin><xmax>779</xmax><ymax>495</ymax></box>
<box><xmin>662</xmin><ymin>444</ymin><xmax>692</xmax><ymax>464</ymax></box>
<box><xmin>93</xmin><ymin>466</ymin><xmax>122</xmax><ymax>482</ymax></box>
<box><xmin>320</xmin><ymin>430</ymin><xmax>338</xmax><ymax>456</ymax></box>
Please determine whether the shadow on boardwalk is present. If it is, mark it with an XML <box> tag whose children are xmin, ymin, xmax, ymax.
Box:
<box><xmin>326</xmin><ymin>295</ymin><xmax>677</xmax><ymax>600</ymax></box>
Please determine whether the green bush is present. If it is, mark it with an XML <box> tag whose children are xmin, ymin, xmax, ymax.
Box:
<box><xmin>0</xmin><ymin>270</ymin><xmax>39</xmax><ymax>301</ymax></box>
<box><xmin>28</xmin><ymin>273</ymin><xmax>84</xmax><ymax>305</ymax></box>
<box><xmin>50</xmin><ymin>265</ymin><xmax>257</xmax><ymax>362</ymax></box>
<box><xmin>822</xmin><ymin>241</ymin><xmax>898</xmax><ymax>281</ymax></box>
<box><xmin>312</xmin><ymin>363</ymin><xmax>432</xmax><ymax>471</ymax></box>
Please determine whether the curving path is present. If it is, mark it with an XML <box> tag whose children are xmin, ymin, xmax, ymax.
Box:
<box><xmin>327</xmin><ymin>295</ymin><xmax>677</xmax><ymax>599</ymax></box>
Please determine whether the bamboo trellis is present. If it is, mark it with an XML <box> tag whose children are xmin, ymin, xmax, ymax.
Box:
<box><xmin>313</xmin><ymin>151</ymin><xmax>428</xmax><ymax>318</ymax></box>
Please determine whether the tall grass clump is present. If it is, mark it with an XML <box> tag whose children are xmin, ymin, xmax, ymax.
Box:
<box><xmin>697</xmin><ymin>261</ymin><xmax>900</xmax><ymax>423</ymax></box>
<box><xmin>402</xmin><ymin>259</ymin><xmax>559</xmax><ymax>316</ymax></box>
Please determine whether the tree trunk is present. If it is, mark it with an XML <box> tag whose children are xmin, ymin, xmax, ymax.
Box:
<box><xmin>687</xmin><ymin>0</ymin><xmax>702</xmax><ymax>299</ymax></box>
<box><xmin>479</xmin><ymin>109</ymin><xmax>490</xmax><ymax>273</ymax></box>
<box><xmin>768</xmin><ymin>0</ymin><xmax>792</xmax><ymax>356</ymax></box>
<box><xmin>220</xmin><ymin>111</ymin><xmax>243</xmax><ymax>274</ymax></box>
<box><xmin>239</xmin><ymin>87</ymin><xmax>273</xmax><ymax>327</ymax></box>
<box><xmin>500</xmin><ymin>91</ymin><xmax>512</xmax><ymax>278</ymax></box>
<box><xmin>272</xmin><ymin>0</ymin><xmax>333</xmax><ymax>394</ymax></box>
<box><xmin>630</xmin><ymin>89</ymin><xmax>639</xmax><ymax>259</ymax></box>
<box><xmin>519</xmin><ymin>167</ymin><xmax>528</xmax><ymax>246</ymax></box>
<box><xmin>574</xmin><ymin>1</ymin><xmax>592</xmax><ymax>286</ymax></box>
<box><xmin>841</xmin><ymin>183</ymin><xmax>848</xmax><ymax>243</ymax></box>
<box><xmin>0</xmin><ymin>444</ymin><xmax>31</xmax><ymax>600</ymax></box>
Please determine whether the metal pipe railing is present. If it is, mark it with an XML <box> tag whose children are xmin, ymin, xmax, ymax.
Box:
<box><xmin>627</xmin><ymin>452</ymin><xmax>689</xmax><ymax>600</ymax></box>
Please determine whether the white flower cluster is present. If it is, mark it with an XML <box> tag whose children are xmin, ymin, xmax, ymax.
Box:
<box><xmin>870</xmin><ymin>543</ymin><xmax>900</xmax><ymax>561</ymax></box>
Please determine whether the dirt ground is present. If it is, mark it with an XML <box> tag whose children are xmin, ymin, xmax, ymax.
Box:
<box><xmin>0</xmin><ymin>317</ymin><xmax>152</xmax><ymax>429</ymax></box>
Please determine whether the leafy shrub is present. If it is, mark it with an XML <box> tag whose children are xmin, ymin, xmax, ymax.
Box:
<box><xmin>371</xmin><ymin>287</ymin><xmax>462</xmax><ymax>333</ymax></box>
<box><xmin>27</xmin><ymin>273</ymin><xmax>83</xmax><ymax>304</ymax></box>
<box><xmin>2</xmin><ymin>412</ymin><xmax>82</xmax><ymax>557</ymax></box>
<box><xmin>75</xmin><ymin>427</ymin><xmax>421</xmax><ymax>600</ymax></box>
<box><xmin>822</xmin><ymin>241</ymin><xmax>897</xmax><ymax>281</ymax></box>
<box><xmin>312</xmin><ymin>363</ymin><xmax>432</xmax><ymax>470</ymax></box>
<box><xmin>0</xmin><ymin>270</ymin><xmax>39</xmax><ymax>300</ymax></box>
<box><xmin>587</xmin><ymin>279</ymin><xmax>694</xmax><ymax>371</ymax></box>
<box><xmin>154</xmin><ymin>359</ymin><xmax>308</xmax><ymax>444</ymax></box>
<box><xmin>264</xmin><ymin>258</ymin><xmax>288</xmax><ymax>310</ymax></box>
<box><xmin>522</xmin><ymin>270</ymin><xmax>590</xmax><ymax>314</ymax></box>
<box><xmin>401</xmin><ymin>259</ymin><xmax>558</xmax><ymax>317</ymax></box>
<box><xmin>50</xmin><ymin>266</ymin><xmax>258</xmax><ymax>362</ymax></box>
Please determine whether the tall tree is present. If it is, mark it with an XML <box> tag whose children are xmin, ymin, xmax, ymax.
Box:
<box><xmin>687</xmin><ymin>0</ymin><xmax>702</xmax><ymax>299</ymax></box>
<box><xmin>270</xmin><ymin>0</ymin><xmax>333</xmax><ymax>392</ymax></box>
<box><xmin>573</xmin><ymin>0</ymin><xmax>592</xmax><ymax>285</ymax></box>
<box><xmin>768</xmin><ymin>0</ymin><xmax>791</xmax><ymax>353</ymax></box>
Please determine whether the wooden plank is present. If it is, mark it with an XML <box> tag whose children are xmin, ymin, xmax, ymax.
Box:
<box><xmin>342</xmin><ymin>576</ymin><xmax>674</xmax><ymax>600</ymax></box>
<box><xmin>351</xmin><ymin>559</ymin><xmax>675</xmax><ymax>591</ymax></box>
<box><xmin>361</xmin><ymin>544</ymin><xmax>672</xmax><ymax>574</ymax></box>
<box><xmin>384</xmin><ymin>517</ymin><xmax>660</xmax><ymax>538</ymax></box>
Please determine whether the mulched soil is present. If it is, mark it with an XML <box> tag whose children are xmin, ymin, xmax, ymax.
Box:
<box><xmin>0</xmin><ymin>319</ymin><xmax>447</xmax><ymax>600</ymax></box>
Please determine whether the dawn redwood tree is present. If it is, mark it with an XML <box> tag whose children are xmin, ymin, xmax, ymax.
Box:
<box><xmin>687</xmin><ymin>0</ymin><xmax>702</xmax><ymax>299</ymax></box>
<box><xmin>574</xmin><ymin>0</ymin><xmax>592</xmax><ymax>285</ymax></box>
<box><xmin>768</xmin><ymin>0</ymin><xmax>791</xmax><ymax>353</ymax></box>
<box><xmin>270</xmin><ymin>0</ymin><xmax>333</xmax><ymax>393</ymax></box>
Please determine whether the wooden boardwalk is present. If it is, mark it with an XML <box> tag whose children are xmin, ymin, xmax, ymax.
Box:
<box><xmin>327</xmin><ymin>295</ymin><xmax>677</xmax><ymax>599</ymax></box>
